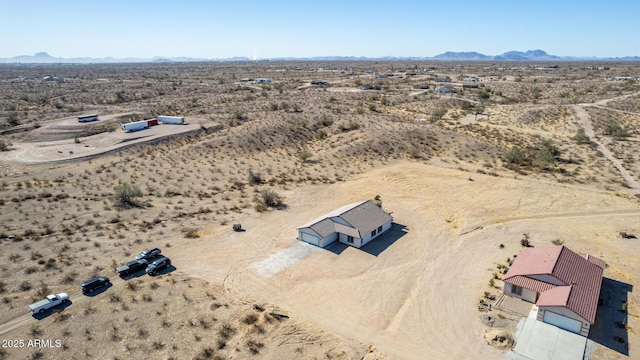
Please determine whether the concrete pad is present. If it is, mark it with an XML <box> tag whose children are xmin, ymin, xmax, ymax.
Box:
<box><xmin>514</xmin><ymin>306</ymin><xmax>587</xmax><ymax>360</ymax></box>
<box><xmin>499</xmin><ymin>294</ymin><xmax>534</xmax><ymax>316</ymax></box>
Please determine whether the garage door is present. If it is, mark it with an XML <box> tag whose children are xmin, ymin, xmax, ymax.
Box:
<box><xmin>543</xmin><ymin>311</ymin><xmax>582</xmax><ymax>334</ymax></box>
<box><xmin>300</xmin><ymin>232</ymin><xmax>320</xmax><ymax>246</ymax></box>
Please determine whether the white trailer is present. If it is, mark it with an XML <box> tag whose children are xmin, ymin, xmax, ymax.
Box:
<box><xmin>157</xmin><ymin>115</ymin><xmax>186</xmax><ymax>125</ymax></box>
<box><xmin>121</xmin><ymin>120</ymin><xmax>149</xmax><ymax>132</ymax></box>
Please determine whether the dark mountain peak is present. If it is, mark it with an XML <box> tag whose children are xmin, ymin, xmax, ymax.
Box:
<box><xmin>33</xmin><ymin>52</ymin><xmax>54</xmax><ymax>58</ymax></box>
<box><xmin>524</xmin><ymin>49</ymin><xmax>548</xmax><ymax>57</ymax></box>
<box><xmin>433</xmin><ymin>49</ymin><xmax>563</xmax><ymax>61</ymax></box>
<box><xmin>433</xmin><ymin>51</ymin><xmax>491</xmax><ymax>60</ymax></box>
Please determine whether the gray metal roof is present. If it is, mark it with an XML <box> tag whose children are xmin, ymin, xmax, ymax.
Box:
<box><xmin>340</xmin><ymin>200</ymin><xmax>392</xmax><ymax>236</ymax></box>
<box><xmin>309</xmin><ymin>218</ymin><xmax>337</xmax><ymax>238</ymax></box>
<box><xmin>299</xmin><ymin>200</ymin><xmax>392</xmax><ymax>239</ymax></box>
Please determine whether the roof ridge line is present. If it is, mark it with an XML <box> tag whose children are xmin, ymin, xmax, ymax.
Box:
<box><xmin>549</xmin><ymin>245</ymin><xmax>565</xmax><ymax>276</ymax></box>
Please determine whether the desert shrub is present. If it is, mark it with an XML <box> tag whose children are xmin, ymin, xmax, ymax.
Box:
<box><xmin>0</xmin><ymin>139</ymin><xmax>11</xmax><ymax>151</ymax></box>
<box><xmin>520</xmin><ymin>233</ymin><xmax>531</xmax><ymax>247</ymax></box>
<box><xmin>20</xmin><ymin>281</ymin><xmax>32</xmax><ymax>291</ymax></box>
<box><xmin>534</xmin><ymin>139</ymin><xmax>560</xmax><ymax>168</ymax></box>
<box><xmin>604</xmin><ymin>124</ymin><xmax>630</xmax><ymax>139</ymax></box>
<box><xmin>477</xmin><ymin>90</ymin><xmax>491</xmax><ymax>100</ymax></box>
<box><xmin>246</xmin><ymin>339</ymin><xmax>264</xmax><ymax>355</ymax></box>
<box><xmin>503</xmin><ymin>147</ymin><xmax>526</xmax><ymax>164</ymax></box>
<box><xmin>182</xmin><ymin>228</ymin><xmax>201</xmax><ymax>239</ymax></box>
<box><xmin>298</xmin><ymin>148</ymin><xmax>313</xmax><ymax>163</ymax></box>
<box><xmin>7</xmin><ymin>112</ymin><xmax>19</xmax><ymax>126</ymax></box>
<box><xmin>111</xmin><ymin>183</ymin><xmax>143</xmax><ymax>208</ymax></box>
<box><xmin>339</xmin><ymin>121</ymin><xmax>360</xmax><ymax>131</ymax></box>
<box><xmin>219</xmin><ymin>324</ymin><xmax>236</xmax><ymax>340</ymax></box>
<box><xmin>573</xmin><ymin>128</ymin><xmax>592</xmax><ymax>144</ymax></box>
<box><xmin>248</xmin><ymin>169</ymin><xmax>264</xmax><ymax>185</ymax></box>
<box><xmin>320</xmin><ymin>116</ymin><xmax>333</xmax><ymax>127</ymax></box>
<box><xmin>257</xmin><ymin>190</ymin><xmax>284</xmax><ymax>209</ymax></box>
<box><xmin>552</xmin><ymin>239</ymin><xmax>564</xmax><ymax>246</ymax></box>
<box><xmin>431</xmin><ymin>108</ymin><xmax>447</xmax><ymax>120</ymax></box>
<box><xmin>242</xmin><ymin>313</ymin><xmax>259</xmax><ymax>325</ymax></box>
<box><xmin>197</xmin><ymin>347</ymin><xmax>215</xmax><ymax>359</ymax></box>
<box><xmin>316</xmin><ymin>129</ymin><xmax>328</xmax><ymax>140</ymax></box>
<box><xmin>233</xmin><ymin>110</ymin><xmax>246</xmax><ymax>121</ymax></box>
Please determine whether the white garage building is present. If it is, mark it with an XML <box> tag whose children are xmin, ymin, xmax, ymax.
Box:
<box><xmin>503</xmin><ymin>245</ymin><xmax>605</xmax><ymax>336</ymax></box>
<box><xmin>297</xmin><ymin>200</ymin><xmax>393</xmax><ymax>249</ymax></box>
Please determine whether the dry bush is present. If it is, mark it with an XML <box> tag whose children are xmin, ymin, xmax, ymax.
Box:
<box><xmin>254</xmin><ymin>190</ymin><xmax>284</xmax><ymax>211</ymax></box>
<box><xmin>111</xmin><ymin>183</ymin><xmax>143</xmax><ymax>209</ymax></box>
<box><xmin>182</xmin><ymin>227</ymin><xmax>201</xmax><ymax>239</ymax></box>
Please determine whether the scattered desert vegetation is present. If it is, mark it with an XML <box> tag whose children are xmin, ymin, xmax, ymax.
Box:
<box><xmin>0</xmin><ymin>61</ymin><xmax>639</xmax><ymax>359</ymax></box>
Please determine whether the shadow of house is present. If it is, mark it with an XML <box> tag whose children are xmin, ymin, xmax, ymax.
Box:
<box><xmin>589</xmin><ymin>277</ymin><xmax>632</xmax><ymax>355</ymax></box>
<box><xmin>326</xmin><ymin>241</ymin><xmax>350</xmax><ymax>255</ymax></box>
<box><xmin>360</xmin><ymin>222</ymin><xmax>408</xmax><ymax>256</ymax></box>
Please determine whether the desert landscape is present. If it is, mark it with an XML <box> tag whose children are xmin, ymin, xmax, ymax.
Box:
<box><xmin>0</xmin><ymin>61</ymin><xmax>639</xmax><ymax>360</ymax></box>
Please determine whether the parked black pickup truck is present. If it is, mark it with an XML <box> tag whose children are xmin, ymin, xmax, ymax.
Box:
<box><xmin>116</xmin><ymin>259</ymin><xmax>148</xmax><ymax>276</ymax></box>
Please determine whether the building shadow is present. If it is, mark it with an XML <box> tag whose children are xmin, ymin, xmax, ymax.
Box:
<box><xmin>324</xmin><ymin>223</ymin><xmax>408</xmax><ymax>256</ymax></box>
<box><xmin>361</xmin><ymin>222</ymin><xmax>408</xmax><ymax>257</ymax></box>
<box><xmin>326</xmin><ymin>241</ymin><xmax>349</xmax><ymax>255</ymax></box>
<box><xmin>589</xmin><ymin>277</ymin><xmax>632</xmax><ymax>355</ymax></box>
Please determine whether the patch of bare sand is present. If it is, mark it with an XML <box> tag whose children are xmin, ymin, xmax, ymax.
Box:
<box><xmin>0</xmin><ymin>123</ymin><xmax>204</xmax><ymax>164</ymax></box>
<box><xmin>172</xmin><ymin>161</ymin><xmax>640</xmax><ymax>359</ymax></box>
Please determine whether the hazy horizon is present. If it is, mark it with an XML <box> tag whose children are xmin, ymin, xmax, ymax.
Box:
<box><xmin>2</xmin><ymin>0</ymin><xmax>639</xmax><ymax>59</ymax></box>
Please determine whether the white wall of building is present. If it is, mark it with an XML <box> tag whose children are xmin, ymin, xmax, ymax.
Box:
<box><xmin>503</xmin><ymin>283</ymin><xmax>538</xmax><ymax>303</ymax></box>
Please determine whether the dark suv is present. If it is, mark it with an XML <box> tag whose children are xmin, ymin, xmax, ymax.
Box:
<box><xmin>81</xmin><ymin>276</ymin><xmax>110</xmax><ymax>293</ymax></box>
<box><xmin>135</xmin><ymin>248</ymin><xmax>162</xmax><ymax>261</ymax></box>
<box><xmin>146</xmin><ymin>256</ymin><xmax>171</xmax><ymax>276</ymax></box>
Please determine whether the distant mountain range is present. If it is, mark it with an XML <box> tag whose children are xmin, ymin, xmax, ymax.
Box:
<box><xmin>1</xmin><ymin>50</ymin><xmax>639</xmax><ymax>64</ymax></box>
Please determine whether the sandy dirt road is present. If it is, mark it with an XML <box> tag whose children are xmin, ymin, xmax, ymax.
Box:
<box><xmin>572</xmin><ymin>105</ymin><xmax>639</xmax><ymax>192</ymax></box>
<box><xmin>0</xmin><ymin>276</ymin><xmax>127</xmax><ymax>337</ymax></box>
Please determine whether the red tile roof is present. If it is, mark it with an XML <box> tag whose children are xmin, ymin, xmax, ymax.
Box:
<box><xmin>505</xmin><ymin>275</ymin><xmax>556</xmax><ymax>293</ymax></box>
<box><xmin>504</xmin><ymin>246</ymin><xmax>604</xmax><ymax>323</ymax></box>
<box><xmin>537</xmin><ymin>285</ymin><xmax>573</xmax><ymax>307</ymax></box>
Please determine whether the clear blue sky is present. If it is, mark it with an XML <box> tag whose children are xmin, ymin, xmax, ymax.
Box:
<box><xmin>2</xmin><ymin>0</ymin><xmax>639</xmax><ymax>58</ymax></box>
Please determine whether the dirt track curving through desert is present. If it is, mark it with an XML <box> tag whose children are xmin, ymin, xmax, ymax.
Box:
<box><xmin>0</xmin><ymin>276</ymin><xmax>126</xmax><ymax>337</ymax></box>
<box><xmin>572</xmin><ymin>105</ymin><xmax>639</xmax><ymax>192</ymax></box>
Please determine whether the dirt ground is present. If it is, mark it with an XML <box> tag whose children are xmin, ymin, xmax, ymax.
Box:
<box><xmin>1</xmin><ymin>61</ymin><xmax>640</xmax><ymax>360</ymax></box>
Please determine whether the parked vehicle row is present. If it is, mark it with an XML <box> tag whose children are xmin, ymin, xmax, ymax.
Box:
<box><xmin>117</xmin><ymin>248</ymin><xmax>170</xmax><ymax>276</ymax></box>
<box><xmin>28</xmin><ymin>248</ymin><xmax>171</xmax><ymax>316</ymax></box>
